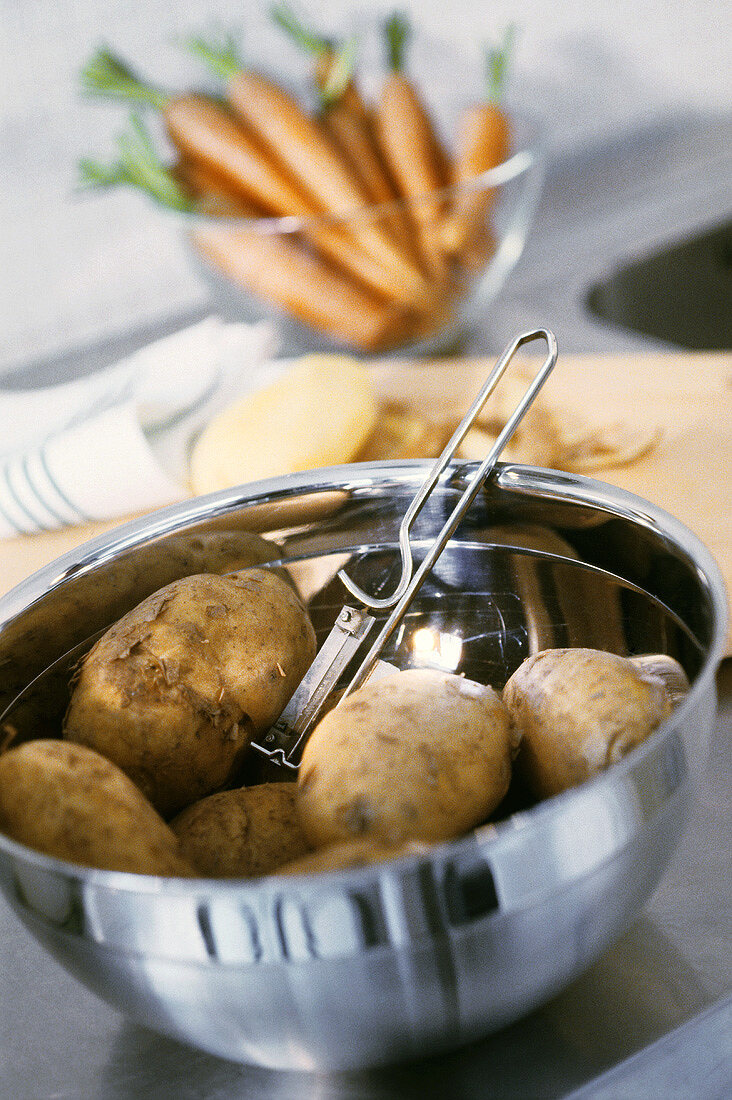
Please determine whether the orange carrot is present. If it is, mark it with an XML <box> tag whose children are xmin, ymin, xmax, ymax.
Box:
<box><xmin>271</xmin><ymin>3</ymin><xmax>370</xmax><ymax>119</ymax></box>
<box><xmin>166</xmin><ymin>96</ymin><xmax>419</xmax><ymax>301</ymax></box>
<box><xmin>324</xmin><ymin>107</ymin><xmax>417</xmax><ymax>254</ymax></box>
<box><xmin>174</xmin><ymin>158</ymin><xmax>264</xmax><ymax>217</ymax></box>
<box><xmin>80</xmin><ymin>52</ymin><xmax>310</xmax><ymax>214</ymax></box>
<box><xmin>165</xmin><ymin>95</ymin><xmax>306</xmax><ymax>212</ymax></box>
<box><xmin>183</xmin><ymin>35</ymin><xmax>432</xmax><ymax>308</ymax></box>
<box><xmin>78</xmin><ymin>113</ymin><xmax>406</xmax><ymax>351</ymax></box>
<box><xmin>79</xmin><ymin>49</ymin><xmax>429</xmax><ymax>308</ymax></box>
<box><xmin>315</xmin><ymin>53</ymin><xmax>371</xmax><ymax>129</ymax></box>
<box><xmin>194</xmin><ymin>227</ymin><xmax>405</xmax><ymax>351</ymax></box>
<box><xmin>270</xmin><ymin>5</ymin><xmax>417</xmax><ymax>257</ymax></box>
<box><xmin>372</xmin><ymin>13</ymin><xmax>451</xmax><ymax>279</ymax></box>
<box><xmin>441</xmin><ymin>27</ymin><xmax>514</xmax><ymax>256</ymax></box>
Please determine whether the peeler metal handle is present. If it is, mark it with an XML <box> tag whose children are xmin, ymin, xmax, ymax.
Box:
<box><xmin>251</xmin><ymin>328</ymin><xmax>558</xmax><ymax>770</ymax></box>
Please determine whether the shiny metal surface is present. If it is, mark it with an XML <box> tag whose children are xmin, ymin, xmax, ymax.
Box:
<box><xmin>0</xmin><ymin>461</ymin><xmax>726</xmax><ymax>1072</ymax></box>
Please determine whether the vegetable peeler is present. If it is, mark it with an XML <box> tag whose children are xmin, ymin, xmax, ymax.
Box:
<box><xmin>251</xmin><ymin>328</ymin><xmax>558</xmax><ymax>770</ymax></box>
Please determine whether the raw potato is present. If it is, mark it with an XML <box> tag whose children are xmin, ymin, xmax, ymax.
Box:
<box><xmin>0</xmin><ymin>740</ymin><xmax>193</xmax><ymax>876</ymax></box>
<box><xmin>64</xmin><ymin>568</ymin><xmax>316</xmax><ymax>817</ymax></box>
<box><xmin>190</xmin><ymin>355</ymin><xmax>379</xmax><ymax>494</ymax></box>
<box><xmin>503</xmin><ymin>648</ymin><xmax>676</xmax><ymax>798</ymax></box>
<box><xmin>171</xmin><ymin>782</ymin><xmax>310</xmax><ymax>877</ymax></box>
<box><xmin>628</xmin><ymin>654</ymin><xmax>690</xmax><ymax>708</ymax></box>
<box><xmin>354</xmin><ymin>403</ymin><xmax>447</xmax><ymax>461</ymax></box>
<box><xmin>297</xmin><ymin>668</ymin><xmax>516</xmax><ymax>848</ymax></box>
<box><xmin>151</xmin><ymin>531</ymin><xmax>282</xmax><ymax>580</ymax></box>
<box><xmin>278</xmin><ymin>838</ymin><xmax>430</xmax><ymax>876</ymax></box>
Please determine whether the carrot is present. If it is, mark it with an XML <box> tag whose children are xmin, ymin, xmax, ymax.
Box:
<box><xmin>167</xmin><ymin>96</ymin><xmax>420</xmax><ymax>302</ymax></box>
<box><xmin>315</xmin><ymin>49</ymin><xmax>371</xmax><ymax>129</ymax></box>
<box><xmin>195</xmin><ymin>228</ymin><xmax>406</xmax><ymax>351</ymax></box>
<box><xmin>78</xmin><ymin>114</ymin><xmax>406</xmax><ymax>351</ymax></box>
<box><xmin>174</xmin><ymin>158</ymin><xmax>263</xmax><ymax>218</ymax></box>
<box><xmin>324</xmin><ymin>107</ymin><xmax>420</xmax><ymax>258</ymax></box>
<box><xmin>271</xmin><ymin>4</ymin><xmax>417</xmax><ymax>257</ymax></box>
<box><xmin>441</xmin><ymin>26</ymin><xmax>515</xmax><ymax>257</ymax></box>
<box><xmin>79</xmin><ymin>48</ymin><xmax>430</xmax><ymax>308</ymax></box>
<box><xmin>182</xmin><ymin>34</ymin><xmax>432</xmax><ymax>308</ymax></box>
<box><xmin>372</xmin><ymin>13</ymin><xmax>451</xmax><ymax>279</ymax></box>
<box><xmin>80</xmin><ymin>52</ymin><xmax>309</xmax><ymax>213</ymax></box>
<box><xmin>271</xmin><ymin>2</ymin><xmax>370</xmax><ymax>125</ymax></box>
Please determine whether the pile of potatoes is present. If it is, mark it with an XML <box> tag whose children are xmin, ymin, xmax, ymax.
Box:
<box><xmin>0</xmin><ymin>565</ymin><xmax>689</xmax><ymax>879</ymax></box>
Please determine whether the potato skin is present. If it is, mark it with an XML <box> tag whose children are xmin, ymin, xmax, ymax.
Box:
<box><xmin>278</xmin><ymin>838</ymin><xmax>430</xmax><ymax>876</ymax></box>
<box><xmin>503</xmin><ymin>648</ymin><xmax>674</xmax><ymax>798</ymax></box>
<box><xmin>63</xmin><ymin>568</ymin><xmax>316</xmax><ymax>816</ymax></box>
<box><xmin>0</xmin><ymin>740</ymin><xmax>193</xmax><ymax>875</ymax></box>
<box><xmin>171</xmin><ymin>782</ymin><xmax>310</xmax><ymax>877</ymax></box>
<box><xmin>628</xmin><ymin>654</ymin><xmax>690</xmax><ymax>708</ymax></box>
<box><xmin>297</xmin><ymin>668</ymin><xmax>516</xmax><ymax>848</ymax></box>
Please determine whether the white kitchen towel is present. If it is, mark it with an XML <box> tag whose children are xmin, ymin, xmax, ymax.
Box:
<box><xmin>0</xmin><ymin>317</ymin><xmax>279</xmax><ymax>538</ymax></box>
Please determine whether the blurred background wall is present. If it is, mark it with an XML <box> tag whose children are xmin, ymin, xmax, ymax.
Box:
<box><xmin>1</xmin><ymin>0</ymin><xmax>729</xmax><ymax>368</ymax></box>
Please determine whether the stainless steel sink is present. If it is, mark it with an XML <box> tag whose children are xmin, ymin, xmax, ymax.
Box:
<box><xmin>586</xmin><ymin>218</ymin><xmax>732</xmax><ymax>350</ymax></box>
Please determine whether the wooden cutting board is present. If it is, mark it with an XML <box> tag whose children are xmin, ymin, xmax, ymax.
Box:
<box><xmin>1</xmin><ymin>351</ymin><xmax>729</xmax><ymax>648</ymax></box>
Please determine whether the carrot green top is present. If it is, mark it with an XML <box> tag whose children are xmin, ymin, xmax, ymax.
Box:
<box><xmin>182</xmin><ymin>32</ymin><xmax>244</xmax><ymax>82</ymax></box>
<box><xmin>189</xmin><ymin>21</ymin><xmax>359</xmax><ymax>111</ymax></box>
<box><xmin>485</xmin><ymin>24</ymin><xmax>516</xmax><ymax>105</ymax></box>
<box><xmin>270</xmin><ymin>2</ymin><xmax>333</xmax><ymax>56</ymax></box>
<box><xmin>320</xmin><ymin>40</ymin><xmax>359</xmax><ymax>107</ymax></box>
<box><xmin>78</xmin><ymin>113</ymin><xmax>194</xmax><ymax>212</ymax></box>
<box><xmin>384</xmin><ymin>12</ymin><xmax>411</xmax><ymax>73</ymax></box>
<box><xmin>80</xmin><ymin>47</ymin><xmax>171</xmax><ymax>109</ymax></box>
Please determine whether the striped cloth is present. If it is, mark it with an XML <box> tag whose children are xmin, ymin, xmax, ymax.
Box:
<box><xmin>0</xmin><ymin>317</ymin><xmax>277</xmax><ymax>537</ymax></box>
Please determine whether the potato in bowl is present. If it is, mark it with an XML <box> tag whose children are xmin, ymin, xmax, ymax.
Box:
<box><xmin>63</xmin><ymin>567</ymin><xmax>316</xmax><ymax>816</ymax></box>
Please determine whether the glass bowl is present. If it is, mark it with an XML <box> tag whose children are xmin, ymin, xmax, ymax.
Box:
<box><xmin>177</xmin><ymin>112</ymin><xmax>544</xmax><ymax>357</ymax></box>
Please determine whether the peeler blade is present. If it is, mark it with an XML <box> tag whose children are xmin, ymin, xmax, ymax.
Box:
<box><xmin>250</xmin><ymin>605</ymin><xmax>394</xmax><ymax>769</ymax></box>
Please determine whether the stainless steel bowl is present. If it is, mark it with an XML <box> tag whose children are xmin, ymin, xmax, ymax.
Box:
<box><xmin>0</xmin><ymin>461</ymin><xmax>726</xmax><ymax>1071</ymax></box>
